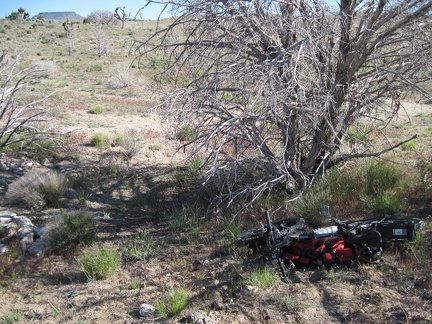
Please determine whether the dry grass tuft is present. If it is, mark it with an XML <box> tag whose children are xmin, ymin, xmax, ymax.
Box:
<box><xmin>5</xmin><ymin>169</ymin><xmax>68</xmax><ymax>208</ymax></box>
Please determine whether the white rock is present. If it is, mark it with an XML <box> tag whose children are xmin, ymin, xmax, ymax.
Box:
<box><xmin>139</xmin><ymin>303</ymin><xmax>155</xmax><ymax>317</ymax></box>
<box><xmin>0</xmin><ymin>217</ymin><xmax>12</xmax><ymax>225</ymax></box>
<box><xmin>0</xmin><ymin>244</ymin><xmax>8</xmax><ymax>253</ymax></box>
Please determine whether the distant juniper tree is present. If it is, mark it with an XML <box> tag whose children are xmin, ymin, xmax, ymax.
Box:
<box><xmin>6</xmin><ymin>7</ymin><xmax>29</xmax><ymax>21</ymax></box>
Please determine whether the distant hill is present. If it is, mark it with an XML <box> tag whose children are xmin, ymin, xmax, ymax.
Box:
<box><xmin>32</xmin><ymin>12</ymin><xmax>84</xmax><ymax>21</ymax></box>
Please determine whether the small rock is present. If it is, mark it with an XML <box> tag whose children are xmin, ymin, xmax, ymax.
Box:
<box><xmin>190</xmin><ymin>309</ymin><xmax>217</xmax><ymax>324</ymax></box>
<box><xmin>0</xmin><ymin>244</ymin><xmax>8</xmax><ymax>253</ymax></box>
<box><xmin>139</xmin><ymin>303</ymin><xmax>155</xmax><ymax>317</ymax></box>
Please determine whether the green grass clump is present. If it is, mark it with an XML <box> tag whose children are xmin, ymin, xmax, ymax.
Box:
<box><xmin>90</xmin><ymin>104</ymin><xmax>105</xmax><ymax>114</ymax></box>
<box><xmin>5</xmin><ymin>169</ymin><xmax>68</xmax><ymax>208</ymax></box>
<box><xmin>48</xmin><ymin>211</ymin><xmax>97</xmax><ymax>254</ymax></box>
<box><xmin>156</xmin><ymin>288</ymin><xmax>189</xmax><ymax>318</ymax></box>
<box><xmin>122</xmin><ymin>231</ymin><xmax>155</xmax><ymax>261</ymax></box>
<box><xmin>77</xmin><ymin>244</ymin><xmax>120</xmax><ymax>281</ymax></box>
<box><xmin>150</xmin><ymin>143</ymin><xmax>164</xmax><ymax>151</ymax></box>
<box><xmin>167</xmin><ymin>204</ymin><xmax>203</xmax><ymax>234</ymax></box>
<box><xmin>156</xmin><ymin>300</ymin><xmax>168</xmax><ymax>319</ymax></box>
<box><xmin>244</xmin><ymin>266</ymin><xmax>280</xmax><ymax>289</ymax></box>
<box><xmin>90</xmin><ymin>132</ymin><xmax>110</xmax><ymax>147</ymax></box>
<box><xmin>188</xmin><ymin>157</ymin><xmax>202</xmax><ymax>173</ymax></box>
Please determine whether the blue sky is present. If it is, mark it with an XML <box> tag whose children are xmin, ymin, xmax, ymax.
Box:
<box><xmin>0</xmin><ymin>0</ymin><xmax>170</xmax><ymax>20</ymax></box>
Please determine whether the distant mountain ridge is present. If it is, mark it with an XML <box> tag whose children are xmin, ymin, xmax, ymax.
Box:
<box><xmin>33</xmin><ymin>12</ymin><xmax>84</xmax><ymax>21</ymax></box>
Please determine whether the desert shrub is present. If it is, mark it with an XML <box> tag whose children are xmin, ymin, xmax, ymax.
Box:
<box><xmin>113</xmin><ymin>134</ymin><xmax>126</xmax><ymax>146</ymax></box>
<box><xmin>90</xmin><ymin>105</ymin><xmax>105</xmax><ymax>114</ymax></box>
<box><xmin>122</xmin><ymin>231</ymin><xmax>155</xmax><ymax>261</ymax></box>
<box><xmin>5</xmin><ymin>169</ymin><xmax>68</xmax><ymax>208</ymax></box>
<box><xmin>47</xmin><ymin>211</ymin><xmax>97</xmax><ymax>254</ymax></box>
<box><xmin>108</xmin><ymin>62</ymin><xmax>134</xmax><ymax>89</ymax></box>
<box><xmin>90</xmin><ymin>132</ymin><xmax>110</xmax><ymax>147</ymax></box>
<box><xmin>32</xmin><ymin>60</ymin><xmax>58</xmax><ymax>78</ymax></box>
<box><xmin>176</xmin><ymin>125</ymin><xmax>196</xmax><ymax>141</ymax></box>
<box><xmin>119</xmin><ymin>137</ymin><xmax>141</xmax><ymax>159</ymax></box>
<box><xmin>76</xmin><ymin>244</ymin><xmax>120</xmax><ymax>280</ymax></box>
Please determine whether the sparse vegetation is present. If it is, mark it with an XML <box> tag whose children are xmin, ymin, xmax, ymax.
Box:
<box><xmin>122</xmin><ymin>231</ymin><xmax>155</xmax><ymax>261</ymax></box>
<box><xmin>244</xmin><ymin>266</ymin><xmax>280</xmax><ymax>289</ymax></box>
<box><xmin>0</xmin><ymin>12</ymin><xmax>430</xmax><ymax>324</ymax></box>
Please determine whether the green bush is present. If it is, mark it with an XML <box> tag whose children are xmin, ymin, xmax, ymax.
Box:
<box><xmin>5</xmin><ymin>169</ymin><xmax>68</xmax><ymax>208</ymax></box>
<box><xmin>77</xmin><ymin>244</ymin><xmax>120</xmax><ymax>281</ymax></box>
<box><xmin>90</xmin><ymin>132</ymin><xmax>110</xmax><ymax>147</ymax></box>
<box><xmin>48</xmin><ymin>211</ymin><xmax>97</xmax><ymax>254</ymax></box>
<box><xmin>90</xmin><ymin>105</ymin><xmax>105</xmax><ymax>114</ymax></box>
<box><xmin>176</xmin><ymin>125</ymin><xmax>196</xmax><ymax>141</ymax></box>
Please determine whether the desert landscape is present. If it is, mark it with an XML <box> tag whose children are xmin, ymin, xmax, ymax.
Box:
<box><xmin>0</xmin><ymin>12</ymin><xmax>431</xmax><ymax>324</ymax></box>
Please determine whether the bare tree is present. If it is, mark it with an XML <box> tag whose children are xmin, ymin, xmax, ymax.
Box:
<box><xmin>114</xmin><ymin>6</ymin><xmax>129</xmax><ymax>28</ymax></box>
<box><xmin>0</xmin><ymin>51</ymin><xmax>56</xmax><ymax>149</ymax></box>
<box><xmin>134</xmin><ymin>0</ymin><xmax>432</xmax><ymax>211</ymax></box>
<box><xmin>88</xmin><ymin>10</ymin><xmax>117</xmax><ymax>25</ymax></box>
<box><xmin>93</xmin><ymin>27</ymin><xmax>111</xmax><ymax>58</ymax></box>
